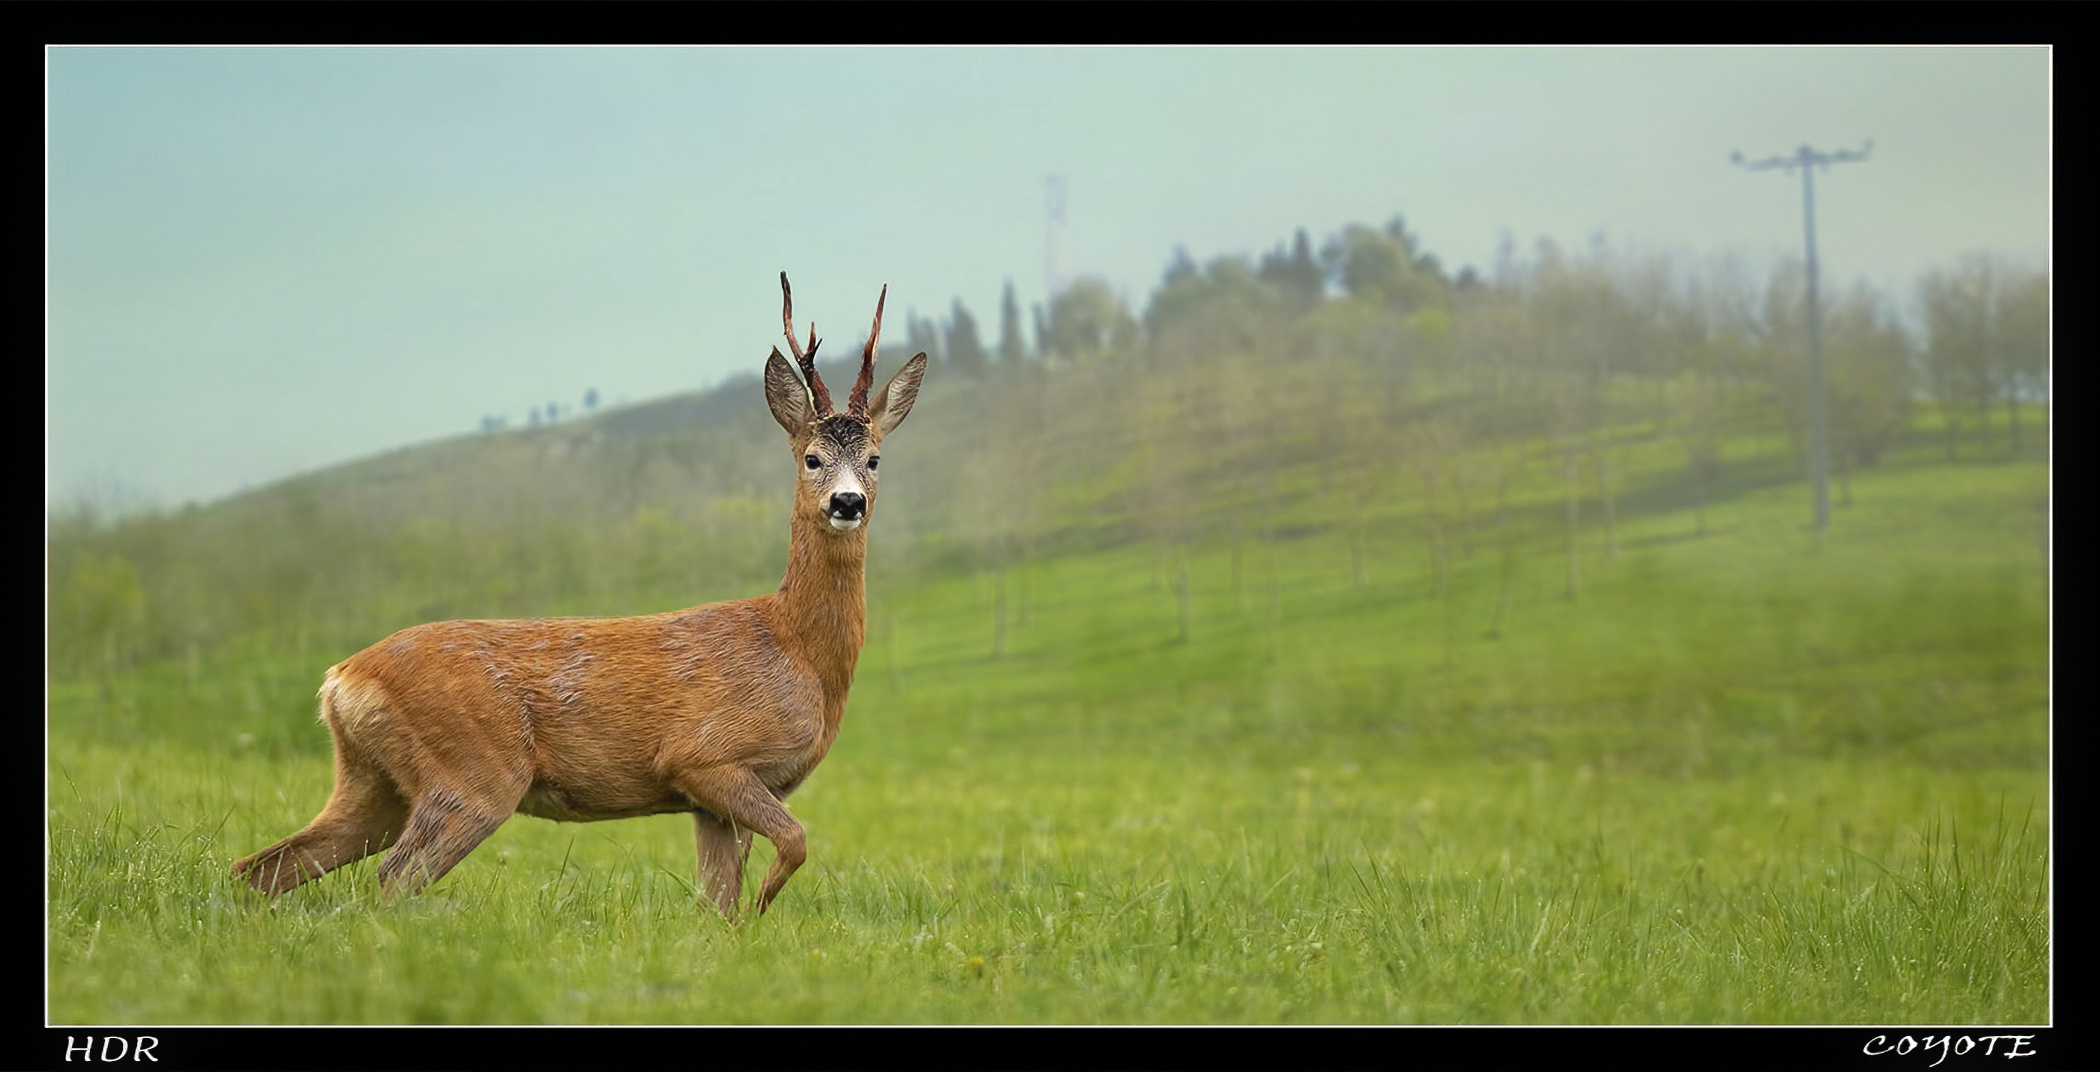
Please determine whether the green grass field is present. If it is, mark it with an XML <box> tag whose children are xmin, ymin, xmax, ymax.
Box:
<box><xmin>46</xmin><ymin>417</ymin><xmax>2049</xmax><ymax>1025</ymax></box>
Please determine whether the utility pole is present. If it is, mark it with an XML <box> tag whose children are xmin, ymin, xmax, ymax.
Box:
<box><xmin>1044</xmin><ymin>174</ymin><xmax>1067</xmax><ymax>299</ymax></box>
<box><xmin>1731</xmin><ymin>140</ymin><xmax>1872</xmax><ymax>540</ymax></box>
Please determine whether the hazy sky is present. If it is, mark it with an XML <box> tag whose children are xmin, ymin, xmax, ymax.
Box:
<box><xmin>46</xmin><ymin>46</ymin><xmax>2049</xmax><ymax>512</ymax></box>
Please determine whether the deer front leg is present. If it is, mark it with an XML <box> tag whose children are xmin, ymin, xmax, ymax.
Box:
<box><xmin>672</xmin><ymin>767</ymin><xmax>805</xmax><ymax>916</ymax></box>
<box><xmin>693</xmin><ymin>810</ymin><xmax>754</xmax><ymax>918</ymax></box>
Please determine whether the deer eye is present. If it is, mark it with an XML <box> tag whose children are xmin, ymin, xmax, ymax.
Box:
<box><xmin>804</xmin><ymin>454</ymin><xmax>821</xmax><ymax>470</ymax></box>
<box><xmin>867</xmin><ymin>455</ymin><xmax>880</xmax><ymax>471</ymax></box>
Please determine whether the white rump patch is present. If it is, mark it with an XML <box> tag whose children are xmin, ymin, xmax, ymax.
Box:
<box><xmin>320</xmin><ymin>667</ymin><xmax>391</xmax><ymax>730</ymax></box>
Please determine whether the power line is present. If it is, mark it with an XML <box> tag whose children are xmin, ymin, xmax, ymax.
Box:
<box><xmin>1731</xmin><ymin>140</ymin><xmax>1872</xmax><ymax>541</ymax></box>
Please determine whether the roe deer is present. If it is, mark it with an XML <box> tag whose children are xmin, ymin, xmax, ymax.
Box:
<box><xmin>231</xmin><ymin>273</ymin><xmax>928</xmax><ymax>917</ymax></box>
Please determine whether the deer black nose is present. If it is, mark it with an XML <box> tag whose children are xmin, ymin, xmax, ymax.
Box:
<box><xmin>829</xmin><ymin>491</ymin><xmax>867</xmax><ymax>519</ymax></box>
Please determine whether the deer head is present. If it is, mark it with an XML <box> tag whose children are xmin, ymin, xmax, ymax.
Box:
<box><xmin>765</xmin><ymin>272</ymin><xmax>929</xmax><ymax>532</ymax></box>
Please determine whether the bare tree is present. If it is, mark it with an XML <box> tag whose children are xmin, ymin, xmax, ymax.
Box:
<box><xmin>1918</xmin><ymin>255</ymin><xmax>1999</xmax><ymax>458</ymax></box>
<box><xmin>1995</xmin><ymin>264</ymin><xmax>2050</xmax><ymax>454</ymax></box>
<box><xmin>1821</xmin><ymin>283</ymin><xmax>1915</xmax><ymax>504</ymax></box>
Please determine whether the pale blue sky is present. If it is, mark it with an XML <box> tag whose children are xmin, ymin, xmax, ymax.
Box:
<box><xmin>46</xmin><ymin>46</ymin><xmax>2049</xmax><ymax>511</ymax></box>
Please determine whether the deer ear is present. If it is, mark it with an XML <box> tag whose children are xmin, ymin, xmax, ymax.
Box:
<box><xmin>764</xmin><ymin>348</ymin><xmax>814</xmax><ymax>435</ymax></box>
<box><xmin>868</xmin><ymin>352</ymin><xmax>927</xmax><ymax>436</ymax></box>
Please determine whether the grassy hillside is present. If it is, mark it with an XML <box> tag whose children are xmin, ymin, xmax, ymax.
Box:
<box><xmin>46</xmin><ymin>237</ymin><xmax>2049</xmax><ymax>1027</ymax></box>
<box><xmin>46</xmin><ymin>389</ymin><xmax>2048</xmax><ymax>1026</ymax></box>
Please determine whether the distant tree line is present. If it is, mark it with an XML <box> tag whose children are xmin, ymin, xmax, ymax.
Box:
<box><xmin>48</xmin><ymin>214</ymin><xmax>2046</xmax><ymax>677</ymax></box>
<box><xmin>894</xmin><ymin>214</ymin><xmax>2044</xmax><ymax>641</ymax></box>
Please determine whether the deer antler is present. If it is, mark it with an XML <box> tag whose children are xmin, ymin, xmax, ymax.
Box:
<box><xmin>848</xmin><ymin>284</ymin><xmax>887</xmax><ymax>419</ymax></box>
<box><xmin>781</xmin><ymin>272</ymin><xmax>832</xmax><ymax>416</ymax></box>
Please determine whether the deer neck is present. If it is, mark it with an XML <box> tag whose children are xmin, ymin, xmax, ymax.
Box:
<box><xmin>775</xmin><ymin>511</ymin><xmax>869</xmax><ymax>703</ymax></box>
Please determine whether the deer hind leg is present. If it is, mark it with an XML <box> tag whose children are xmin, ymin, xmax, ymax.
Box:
<box><xmin>373</xmin><ymin>786</ymin><xmax>521</xmax><ymax>900</ymax></box>
<box><xmin>693</xmin><ymin>810</ymin><xmax>755</xmax><ymax>918</ymax></box>
<box><xmin>673</xmin><ymin>767</ymin><xmax>804</xmax><ymax>916</ymax></box>
<box><xmin>232</xmin><ymin>742</ymin><xmax>410</xmax><ymax>897</ymax></box>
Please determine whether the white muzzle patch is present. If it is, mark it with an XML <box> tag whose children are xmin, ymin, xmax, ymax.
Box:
<box><xmin>825</xmin><ymin>470</ymin><xmax>868</xmax><ymax>530</ymax></box>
